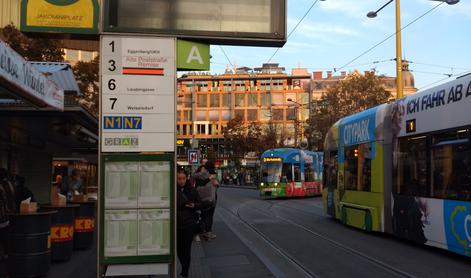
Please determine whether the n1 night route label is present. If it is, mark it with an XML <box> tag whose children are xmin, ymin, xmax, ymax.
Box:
<box><xmin>103</xmin><ymin>116</ymin><xmax>142</xmax><ymax>130</ymax></box>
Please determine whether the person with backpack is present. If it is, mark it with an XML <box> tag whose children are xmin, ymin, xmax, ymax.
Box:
<box><xmin>193</xmin><ymin>161</ymin><xmax>219</xmax><ymax>240</ymax></box>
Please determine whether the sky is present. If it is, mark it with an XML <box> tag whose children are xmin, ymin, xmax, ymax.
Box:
<box><xmin>206</xmin><ymin>0</ymin><xmax>471</xmax><ymax>90</ymax></box>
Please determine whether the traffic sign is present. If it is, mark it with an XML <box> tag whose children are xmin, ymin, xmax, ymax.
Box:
<box><xmin>100</xmin><ymin>36</ymin><xmax>176</xmax><ymax>152</ymax></box>
<box><xmin>188</xmin><ymin>150</ymin><xmax>199</xmax><ymax>165</ymax></box>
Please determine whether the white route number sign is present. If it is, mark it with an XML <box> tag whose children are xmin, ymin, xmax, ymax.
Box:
<box><xmin>100</xmin><ymin>36</ymin><xmax>176</xmax><ymax>152</ymax></box>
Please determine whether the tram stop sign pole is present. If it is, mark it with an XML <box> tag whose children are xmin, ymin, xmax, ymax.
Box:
<box><xmin>98</xmin><ymin>1</ymin><xmax>286</xmax><ymax>277</ymax></box>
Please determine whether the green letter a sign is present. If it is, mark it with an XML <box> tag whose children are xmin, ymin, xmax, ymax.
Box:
<box><xmin>177</xmin><ymin>40</ymin><xmax>210</xmax><ymax>71</ymax></box>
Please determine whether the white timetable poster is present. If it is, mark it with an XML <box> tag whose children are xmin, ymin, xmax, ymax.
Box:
<box><xmin>104</xmin><ymin>210</ymin><xmax>138</xmax><ymax>257</ymax></box>
<box><xmin>103</xmin><ymin>159</ymin><xmax>172</xmax><ymax>258</ymax></box>
<box><xmin>139</xmin><ymin>161</ymin><xmax>171</xmax><ymax>208</ymax></box>
<box><xmin>100</xmin><ymin>36</ymin><xmax>176</xmax><ymax>152</ymax></box>
<box><xmin>138</xmin><ymin>209</ymin><xmax>170</xmax><ymax>255</ymax></box>
<box><xmin>105</xmin><ymin>162</ymin><xmax>139</xmax><ymax>209</ymax></box>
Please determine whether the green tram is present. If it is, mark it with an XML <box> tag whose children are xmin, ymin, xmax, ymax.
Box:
<box><xmin>323</xmin><ymin>73</ymin><xmax>471</xmax><ymax>257</ymax></box>
<box><xmin>259</xmin><ymin>148</ymin><xmax>323</xmax><ymax>199</ymax></box>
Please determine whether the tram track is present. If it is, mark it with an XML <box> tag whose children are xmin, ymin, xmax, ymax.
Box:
<box><xmin>219</xmin><ymin>204</ymin><xmax>320</xmax><ymax>278</ymax></box>
<box><xmin>238</xmin><ymin>200</ymin><xmax>418</xmax><ymax>278</ymax></box>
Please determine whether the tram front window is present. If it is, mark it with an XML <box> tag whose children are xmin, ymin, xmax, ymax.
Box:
<box><xmin>261</xmin><ymin>162</ymin><xmax>282</xmax><ymax>183</ymax></box>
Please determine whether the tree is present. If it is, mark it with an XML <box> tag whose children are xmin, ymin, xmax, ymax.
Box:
<box><xmin>307</xmin><ymin>70</ymin><xmax>392</xmax><ymax>150</ymax></box>
<box><xmin>260</xmin><ymin>120</ymin><xmax>287</xmax><ymax>150</ymax></box>
<box><xmin>223</xmin><ymin>117</ymin><xmax>265</xmax><ymax>162</ymax></box>
<box><xmin>1</xmin><ymin>24</ymin><xmax>64</xmax><ymax>62</ymax></box>
<box><xmin>73</xmin><ymin>56</ymin><xmax>99</xmax><ymax>116</ymax></box>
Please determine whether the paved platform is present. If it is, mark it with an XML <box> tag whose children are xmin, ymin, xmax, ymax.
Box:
<box><xmin>178</xmin><ymin>209</ymin><xmax>273</xmax><ymax>278</ymax></box>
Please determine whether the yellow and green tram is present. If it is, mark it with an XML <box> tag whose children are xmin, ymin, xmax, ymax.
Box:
<box><xmin>259</xmin><ymin>148</ymin><xmax>323</xmax><ymax>199</ymax></box>
<box><xmin>323</xmin><ymin>73</ymin><xmax>471</xmax><ymax>257</ymax></box>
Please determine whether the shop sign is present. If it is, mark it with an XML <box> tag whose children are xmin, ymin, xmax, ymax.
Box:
<box><xmin>20</xmin><ymin>0</ymin><xmax>99</xmax><ymax>34</ymax></box>
<box><xmin>51</xmin><ymin>224</ymin><xmax>74</xmax><ymax>242</ymax></box>
<box><xmin>0</xmin><ymin>40</ymin><xmax>64</xmax><ymax>110</ymax></box>
<box><xmin>100</xmin><ymin>36</ymin><xmax>175</xmax><ymax>152</ymax></box>
<box><xmin>75</xmin><ymin>216</ymin><xmax>95</xmax><ymax>232</ymax></box>
<box><xmin>177</xmin><ymin>40</ymin><xmax>210</xmax><ymax>71</ymax></box>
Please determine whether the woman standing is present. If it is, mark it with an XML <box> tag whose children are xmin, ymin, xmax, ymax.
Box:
<box><xmin>177</xmin><ymin>169</ymin><xmax>201</xmax><ymax>277</ymax></box>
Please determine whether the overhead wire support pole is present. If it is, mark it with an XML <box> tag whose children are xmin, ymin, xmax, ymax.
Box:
<box><xmin>395</xmin><ymin>0</ymin><xmax>403</xmax><ymax>99</ymax></box>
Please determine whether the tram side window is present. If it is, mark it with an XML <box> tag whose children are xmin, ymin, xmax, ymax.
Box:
<box><xmin>431</xmin><ymin>128</ymin><xmax>471</xmax><ymax>200</ymax></box>
<box><xmin>396</xmin><ymin>136</ymin><xmax>428</xmax><ymax>196</ymax></box>
<box><xmin>324</xmin><ymin>151</ymin><xmax>338</xmax><ymax>188</ymax></box>
<box><xmin>305</xmin><ymin>163</ymin><xmax>315</xmax><ymax>182</ymax></box>
<box><xmin>282</xmin><ymin>163</ymin><xmax>293</xmax><ymax>182</ymax></box>
<box><xmin>294</xmin><ymin>164</ymin><xmax>301</xmax><ymax>182</ymax></box>
<box><xmin>345</xmin><ymin>144</ymin><xmax>372</xmax><ymax>191</ymax></box>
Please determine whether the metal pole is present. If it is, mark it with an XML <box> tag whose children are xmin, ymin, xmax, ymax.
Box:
<box><xmin>300</xmin><ymin>103</ymin><xmax>304</xmax><ymax>142</ymax></box>
<box><xmin>395</xmin><ymin>0</ymin><xmax>403</xmax><ymax>99</ymax></box>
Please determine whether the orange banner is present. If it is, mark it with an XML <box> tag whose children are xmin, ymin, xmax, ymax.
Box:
<box><xmin>50</xmin><ymin>224</ymin><xmax>74</xmax><ymax>242</ymax></box>
<box><xmin>75</xmin><ymin>217</ymin><xmax>95</xmax><ymax>232</ymax></box>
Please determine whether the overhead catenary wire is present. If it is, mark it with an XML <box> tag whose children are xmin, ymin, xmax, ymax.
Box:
<box><xmin>267</xmin><ymin>0</ymin><xmax>321</xmax><ymax>63</ymax></box>
<box><xmin>418</xmin><ymin>70</ymin><xmax>471</xmax><ymax>90</ymax></box>
<box><xmin>408</xmin><ymin>61</ymin><xmax>471</xmax><ymax>71</ymax></box>
<box><xmin>219</xmin><ymin>45</ymin><xmax>234</xmax><ymax>68</ymax></box>
<box><xmin>336</xmin><ymin>2</ymin><xmax>444</xmax><ymax>72</ymax></box>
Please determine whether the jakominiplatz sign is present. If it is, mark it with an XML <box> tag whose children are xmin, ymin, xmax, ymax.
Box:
<box><xmin>0</xmin><ymin>40</ymin><xmax>64</xmax><ymax>110</ymax></box>
<box><xmin>21</xmin><ymin>0</ymin><xmax>99</xmax><ymax>34</ymax></box>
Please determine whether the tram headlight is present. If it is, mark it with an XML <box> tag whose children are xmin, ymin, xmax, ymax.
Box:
<box><xmin>274</xmin><ymin>182</ymin><xmax>278</xmax><ymax>187</ymax></box>
<box><xmin>260</xmin><ymin>182</ymin><xmax>264</xmax><ymax>186</ymax></box>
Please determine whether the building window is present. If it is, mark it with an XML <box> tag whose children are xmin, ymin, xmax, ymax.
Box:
<box><xmin>196</xmin><ymin>124</ymin><xmax>206</xmax><ymax>135</ymax></box>
<box><xmin>273</xmin><ymin>109</ymin><xmax>283</xmax><ymax>121</ymax></box>
<box><xmin>260</xmin><ymin>109</ymin><xmax>271</xmax><ymax>121</ymax></box>
<box><xmin>223</xmin><ymin>81</ymin><xmax>232</xmax><ymax>92</ymax></box>
<box><xmin>272</xmin><ymin>93</ymin><xmax>283</xmax><ymax>105</ymax></box>
<box><xmin>235</xmin><ymin>81</ymin><xmax>245</xmax><ymax>92</ymax></box>
<box><xmin>221</xmin><ymin>94</ymin><xmax>231</xmax><ymax>108</ymax></box>
<box><xmin>210</xmin><ymin>94</ymin><xmax>220</xmax><ymax>107</ymax></box>
<box><xmin>209</xmin><ymin>110</ymin><xmax>219</xmax><ymax>121</ymax></box>
<box><xmin>197</xmin><ymin>94</ymin><xmax>207</xmax><ymax>107</ymax></box>
<box><xmin>286</xmin><ymin>108</ymin><xmax>296</xmax><ymax>121</ymax></box>
<box><xmin>260</xmin><ymin>93</ymin><xmax>271</xmax><ymax>107</ymax></box>
<box><xmin>221</xmin><ymin>109</ymin><xmax>231</xmax><ymax>121</ymax></box>
<box><xmin>248</xmin><ymin>93</ymin><xmax>258</xmax><ymax>107</ymax></box>
<box><xmin>235</xmin><ymin>94</ymin><xmax>245</xmax><ymax>107</ymax></box>
<box><xmin>65</xmin><ymin>49</ymin><xmax>79</xmax><ymax>62</ymax></box>
<box><xmin>182</xmin><ymin>110</ymin><xmax>192</xmax><ymax>121</ymax></box>
<box><xmin>234</xmin><ymin>109</ymin><xmax>245</xmax><ymax>120</ymax></box>
<box><xmin>208</xmin><ymin>124</ymin><xmax>219</xmax><ymax>135</ymax></box>
<box><xmin>247</xmin><ymin>109</ymin><xmax>258</xmax><ymax>121</ymax></box>
<box><xmin>196</xmin><ymin>110</ymin><xmax>206</xmax><ymax>121</ymax></box>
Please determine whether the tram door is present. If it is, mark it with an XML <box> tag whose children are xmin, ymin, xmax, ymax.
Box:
<box><xmin>324</xmin><ymin>151</ymin><xmax>338</xmax><ymax>217</ymax></box>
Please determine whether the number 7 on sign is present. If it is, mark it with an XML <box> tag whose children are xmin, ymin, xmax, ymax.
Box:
<box><xmin>110</xmin><ymin>98</ymin><xmax>117</xmax><ymax>110</ymax></box>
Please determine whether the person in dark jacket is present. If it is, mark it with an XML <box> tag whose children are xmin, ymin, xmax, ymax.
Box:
<box><xmin>177</xmin><ymin>169</ymin><xmax>205</xmax><ymax>277</ymax></box>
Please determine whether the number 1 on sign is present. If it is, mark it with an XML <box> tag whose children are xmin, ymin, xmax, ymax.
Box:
<box><xmin>109</xmin><ymin>41</ymin><xmax>115</xmax><ymax>52</ymax></box>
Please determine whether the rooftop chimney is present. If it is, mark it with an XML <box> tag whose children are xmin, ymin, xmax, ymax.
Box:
<box><xmin>327</xmin><ymin>71</ymin><xmax>332</xmax><ymax>78</ymax></box>
<box><xmin>313</xmin><ymin>71</ymin><xmax>322</xmax><ymax>79</ymax></box>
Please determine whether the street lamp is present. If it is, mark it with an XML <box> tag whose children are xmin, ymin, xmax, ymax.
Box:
<box><xmin>367</xmin><ymin>0</ymin><xmax>459</xmax><ymax>99</ymax></box>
